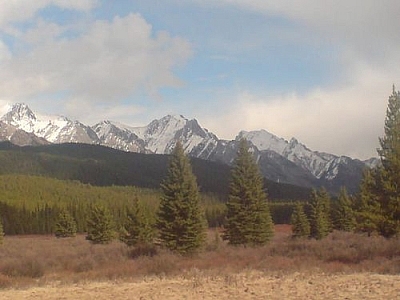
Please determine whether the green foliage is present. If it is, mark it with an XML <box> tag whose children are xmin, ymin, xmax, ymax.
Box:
<box><xmin>0</xmin><ymin>175</ymin><xmax>160</xmax><ymax>235</ymax></box>
<box><xmin>309</xmin><ymin>189</ymin><xmax>331</xmax><ymax>240</ymax></box>
<box><xmin>357</xmin><ymin>87</ymin><xmax>400</xmax><ymax>238</ymax></box>
<box><xmin>375</xmin><ymin>86</ymin><xmax>400</xmax><ymax>237</ymax></box>
<box><xmin>223</xmin><ymin>139</ymin><xmax>274</xmax><ymax>246</ymax></box>
<box><xmin>157</xmin><ymin>142</ymin><xmax>206</xmax><ymax>254</ymax></box>
<box><xmin>355</xmin><ymin>169</ymin><xmax>384</xmax><ymax>236</ymax></box>
<box><xmin>120</xmin><ymin>196</ymin><xmax>154</xmax><ymax>247</ymax></box>
<box><xmin>332</xmin><ymin>187</ymin><xmax>356</xmax><ymax>232</ymax></box>
<box><xmin>270</xmin><ymin>201</ymin><xmax>297</xmax><ymax>224</ymax></box>
<box><xmin>291</xmin><ymin>202</ymin><xmax>310</xmax><ymax>238</ymax></box>
<box><xmin>86</xmin><ymin>205</ymin><xmax>116</xmax><ymax>244</ymax></box>
<box><xmin>54</xmin><ymin>209</ymin><xmax>77</xmax><ymax>238</ymax></box>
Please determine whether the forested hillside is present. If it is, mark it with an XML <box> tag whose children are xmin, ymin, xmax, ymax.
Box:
<box><xmin>0</xmin><ymin>142</ymin><xmax>310</xmax><ymax>200</ymax></box>
<box><xmin>0</xmin><ymin>142</ymin><xmax>312</xmax><ymax>235</ymax></box>
<box><xmin>0</xmin><ymin>175</ymin><xmax>227</xmax><ymax>235</ymax></box>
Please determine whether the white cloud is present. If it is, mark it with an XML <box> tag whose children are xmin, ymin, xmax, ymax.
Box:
<box><xmin>202</xmin><ymin>62</ymin><xmax>394</xmax><ymax>159</ymax></box>
<box><xmin>199</xmin><ymin>0</ymin><xmax>400</xmax><ymax>63</ymax></box>
<box><xmin>186</xmin><ymin>0</ymin><xmax>400</xmax><ymax>159</ymax></box>
<box><xmin>0</xmin><ymin>13</ymin><xmax>192</xmax><ymax>105</ymax></box>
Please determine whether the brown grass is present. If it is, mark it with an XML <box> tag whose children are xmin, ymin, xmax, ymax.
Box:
<box><xmin>0</xmin><ymin>226</ymin><xmax>399</xmax><ymax>289</ymax></box>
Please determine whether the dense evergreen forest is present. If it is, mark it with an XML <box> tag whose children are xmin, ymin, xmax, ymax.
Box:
<box><xmin>0</xmin><ymin>142</ymin><xmax>311</xmax><ymax>235</ymax></box>
<box><xmin>0</xmin><ymin>175</ymin><xmax>296</xmax><ymax>235</ymax></box>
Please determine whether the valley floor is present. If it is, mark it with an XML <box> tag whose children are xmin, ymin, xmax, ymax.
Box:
<box><xmin>1</xmin><ymin>271</ymin><xmax>399</xmax><ymax>300</ymax></box>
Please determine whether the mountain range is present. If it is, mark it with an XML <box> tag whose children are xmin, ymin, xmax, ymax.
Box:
<box><xmin>0</xmin><ymin>103</ymin><xmax>378</xmax><ymax>194</ymax></box>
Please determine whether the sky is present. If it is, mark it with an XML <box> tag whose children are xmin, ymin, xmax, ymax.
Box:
<box><xmin>0</xmin><ymin>0</ymin><xmax>399</xmax><ymax>160</ymax></box>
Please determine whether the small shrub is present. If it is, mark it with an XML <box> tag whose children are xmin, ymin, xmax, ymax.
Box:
<box><xmin>73</xmin><ymin>257</ymin><xmax>95</xmax><ymax>273</ymax></box>
<box><xmin>136</xmin><ymin>252</ymin><xmax>179</xmax><ymax>276</ymax></box>
<box><xmin>1</xmin><ymin>258</ymin><xmax>44</xmax><ymax>278</ymax></box>
<box><xmin>129</xmin><ymin>243</ymin><xmax>158</xmax><ymax>259</ymax></box>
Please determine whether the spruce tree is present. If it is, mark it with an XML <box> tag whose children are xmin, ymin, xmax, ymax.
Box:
<box><xmin>223</xmin><ymin>139</ymin><xmax>274</xmax><ymax>246</ymax></box>
<box><xmin>120</xmin><ymin>196</ymin><xmax>154</xmax><ymax>247</ymax></box>
<box><xmin>333</xmin><ymin>187</ymin><xmax>356</xmax><ymax>232</ymax></box>
<box><xmin>86</xmin><ymin>204</ymin><xmax>115</xmax><ymax>244</ymax></box>
<box><xmin>309</xmin><ymin>189</ymin><xmax>331</xmax><ymax>240</ymax></box>
<box><xmin>356</xmin><ymin>169</ymin><xmax>383</xmax><ymax>236</ymax></box>
<box><xmin>54</xmin><ymin>209</ymin><xmax>77</xmax><ymax>238</ymax></box>
<box><xmin>375</xmin><ymin>86</ymin><xmax>400</xmax><ymax>237</ymax></box>
<box><xmin>157</xmin><ymin>141</ymin><xmax>206</xmax><ymax>254</ymax></box>
<box><xmin>291</xmin><ymin>202</ymin><xmax>310</xmax><ymax>238</ymax></box>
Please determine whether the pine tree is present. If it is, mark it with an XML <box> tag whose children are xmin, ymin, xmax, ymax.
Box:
<box><xmin>291</xmin><ymin>202</ymin><xmax>310</xmax><ymax>238</ymax></box>
<box><xmin>86</xmin><ymin>204</ymin><xmax>115</xmax><ymax>244</ymax></box>
<box><xmin>120</xmin><ymin>196</ymin><xmax>154</xmax><ymax>247</ymax></box>
<box><xmin>54</xmin><ymin>209</ymin><xmax>77</xmax><ymax>238</ymax></box>
<box><xmin>332</xmin><ymin>187</ymin><xmax>356</xmax><ymax>232</ymax></box>
<box><xmin>375</xmin><ymin>86</ymin><xmax>400</xmax><ymax>237</ymax></box>
<box><xmin>157</xmin><ymin>141</ymin><xmax>206</xmax><ymax>254</ymax></box>
<box><xmin>223</xmin><ymin>139</ymin><xmax>274</xmax><ymax>246</ymax></box>
<box><xmin>309</xmin><ymin>189</ymin><xmax>331</xmax><ymax>240</ymax></box>
<box><xmin>355</xmin><ymin>169</ymin><xmax>383</xmax><ymax>236</ymax></box>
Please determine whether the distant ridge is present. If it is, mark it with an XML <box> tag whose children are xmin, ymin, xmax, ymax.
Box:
<box><xmin>0</xmin><ymin>141</ymin><xmax>311</xmax><ymax>200</ymax></box>
<box><xmin>0</xmin><ymin>103</ymin><xmax>378</xmax><ymax>193</ymax></box>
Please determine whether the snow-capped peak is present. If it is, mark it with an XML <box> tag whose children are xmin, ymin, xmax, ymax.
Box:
<box><xmin>130</xmin><ymin>114</ymin><xmax>214</xmax><ymax>154</ymax></box>
<box><xmin>1</xmin><ymin>103</ymin><xmax>38</xmax><ymax>132</ymax></box>
<box><xmin>239</xmin><ymin>129</ymin><xmax>341</xmax><ymax>179</ymax></box>
<box><xmin>1</xmin><ymin>103</ymin><xmax>97</xmax><ymax>144</ymax></box>
<box><xmin>237</xmin><ymin>129</ymin><xmax>288</xmax><ymax>154</ymax></box>
<box><xmin>0</xmin><ymin>103</ymin><xmax>372</xmax><ymax>192</ymax></box>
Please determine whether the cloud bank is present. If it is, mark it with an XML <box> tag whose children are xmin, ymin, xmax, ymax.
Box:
<box><xmin>0</xmin><ymin>3</ymin><xmax>192</xmax><ymax>120</ymax></box>
<box><xmin>193</xmin><ymin>0</ymin><xmax>400</xmax><ymax>159</ymax></box>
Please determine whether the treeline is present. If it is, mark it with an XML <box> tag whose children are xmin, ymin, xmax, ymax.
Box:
<box><xmin>0</xmin><ymin>175</ymin><xmax>300</xmax><ymax>235</ymax></box>
<box><xmin>0</xmin><ymin>175</ymin><xmax>158</xmax><ymax>235</ymax></box>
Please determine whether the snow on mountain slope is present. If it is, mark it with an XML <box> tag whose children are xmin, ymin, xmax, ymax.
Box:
<box><xmin>92</xmin><ymin>115</ymin><xmax>220</xmax><ymax>157</ymax></box>
<box><xmin>92</xmin><ymin>120</ymin><xmax>146</xmax><ymax>152</ymax></box>
<box><xmin>135</xmin><ymin>115</ymin><xmax>189</xmax><ymax>153</ymax></box>
<box><xmin>0</xmin><ymin>103</ymin><xmax>375</xmax><ymax>193</ymax></box>
<box><xmin>0</xmin><ymin>120</ymin><xmax>49</xmax><ymax>146</ymax></box>
<box><xmin>1</xmin><ymin>103</ymin><xmax>98</xmax><ymax>144</ymax></box>
<box><xmin>239</xmin><ymin>130</ymin><xmax>339</xmax><ymax>179</ymax></box>
<box><xmin>129</xmin><ymin>115</ymin><xmax>219</xmax><ymax>155</ymax></box>
<box><xmin>237</xmin><ymin>130</ymin><xmax>288</xmax><ymax>154</ymax></box>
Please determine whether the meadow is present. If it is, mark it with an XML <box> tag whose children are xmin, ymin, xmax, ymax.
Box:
<box><xmin>0</xmin><ymin>226</ymin><xmax>399</xmax><ymax>299</ymax></box>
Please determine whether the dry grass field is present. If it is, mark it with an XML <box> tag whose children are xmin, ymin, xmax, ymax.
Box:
<box><xmin>0</xmin><ymin>225</ymin><xmax>399</xmax><ymax>299</ymax></box>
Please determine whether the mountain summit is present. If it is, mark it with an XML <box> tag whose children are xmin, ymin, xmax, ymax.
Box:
<box><xmin>0</xmin><ymin>103</ymin><xmax>377</xmax><ymax>193</ymax></box>
<box><xmin>1</xmin><ymin>103</ymin><xmax>98</xmax><ymax>144</ymax></box>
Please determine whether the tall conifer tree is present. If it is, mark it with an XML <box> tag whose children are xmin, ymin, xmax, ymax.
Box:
<box><xmin>223</xmin><ymin>139</ymin><xmax>274</xmax><ymax>246</ymax></box>
<box><xmin>375</xmin><ymin>86</ymin><xmax>400</xmax><ymax>237</ymax></box>
<box><xmin>157</xmin><ymin>141</ymin><xmax>206</xmax><ymax>254</ymax></box>
<box><xmin>291</xmin><ymin>202</ymin><xmax>310</xmax><ymax>238</ymax></box>
<box><xmin>86</xmin><ymin>205</ymin><xmax>116</xmax><ymax>244</ymax></box>
<box><xmin>120</xmin><ymin>196</ymin><xmax>154</xmax><ymax>247</ymax></box>
<box><xmin>54</xmin><ymin>209</ymin><xmax>77</xmax><ymax>238</ymax></box>
<box><xmin>333</xmin><ymin>187</ymin><xmax>356</xmax><ymax>232</ymax></box>
<box><xmin>309</xmin><ymin>189</ymin><xmax>331</xmax><ymax>240</ymax></box>
<box><xmin>356</xmin><ymin>169</ymin><xmax>383</xmax><ymax>236</ymax></box>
